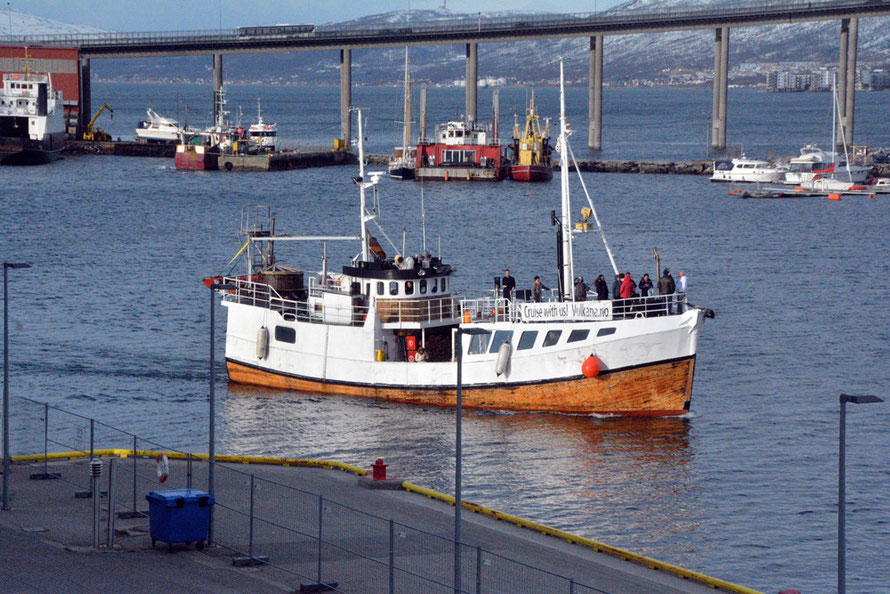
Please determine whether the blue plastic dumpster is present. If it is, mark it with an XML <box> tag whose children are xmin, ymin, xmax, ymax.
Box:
<box><xmin>146</xmin><ymin>489</ymin><xmax>215</xmax><ymax>552</ymax></box>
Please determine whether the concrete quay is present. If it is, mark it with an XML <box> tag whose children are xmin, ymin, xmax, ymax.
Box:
<box><xmin>0</xmin><ymin>452</ymin><xmax>759</xmax><ymax>594</ymax></box>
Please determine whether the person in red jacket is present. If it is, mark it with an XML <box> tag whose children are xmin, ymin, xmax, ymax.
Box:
<box><xmin>619</xmin><ymin>272</ymin><xmax>637</xmax><ymax>299</ymax></box>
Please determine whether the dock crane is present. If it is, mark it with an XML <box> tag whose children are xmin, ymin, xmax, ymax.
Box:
<box><xmin>83</xmin><ymin>103</ymin><xmax>113</xmax><ymax>141</ymax></box>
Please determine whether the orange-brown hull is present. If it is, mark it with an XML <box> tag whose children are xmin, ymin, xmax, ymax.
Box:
<box><xmin>226</xmin><ymin>356</ymin><xmax>695</xmax><ymax>416</ymax></box>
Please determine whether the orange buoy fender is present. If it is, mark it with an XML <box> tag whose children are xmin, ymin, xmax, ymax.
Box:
<box><xmin>582</xmin><ymin>355</ymin><xmax>600</xmax><ymax>378</ymax></box>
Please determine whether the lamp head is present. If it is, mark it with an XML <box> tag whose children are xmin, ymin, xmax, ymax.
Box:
<box><xmin>840</xmin><ymin>394</ymin><xmax>884</xmax><ymax>405</ymax></box>
<box><xmin>3</xmin><ymin>262</ymin><xmax>31</xmax><ymax>269</ymax></box>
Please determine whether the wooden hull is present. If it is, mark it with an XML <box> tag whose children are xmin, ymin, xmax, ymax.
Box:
<box><xmin>510</xmin><ymin>164</ymin><xmax>553</xmax><ymax>182</ymax></box>
<box><xmin>226</xmin><ymin>355</ymin><xmax>695</xmax><ymax>416</ymax></box>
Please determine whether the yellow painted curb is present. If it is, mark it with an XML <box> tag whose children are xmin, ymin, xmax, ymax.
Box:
<box><xmin>400</xmin><ymin>481</ymin><xmax>761</xmax><ymax>594</ymax></box>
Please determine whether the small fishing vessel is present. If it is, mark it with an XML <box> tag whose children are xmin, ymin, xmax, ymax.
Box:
<box><xmin>0</xmin><ymin>71</ymin><xmax>66</xmax><ymax>165</ymax></box>
<box><xmin>508</xmin><ymin>91</ymin><xmax>552</xmax><ymax>182</ymax></box>
<box><xmin>244</xmin><ymin>99</ymin><xmax>279</xmax><ymax>154</ymax></box>
<box><xmin>134</xmin><ymin>108</ymin><xmax>186</xmax><ymax>143</ymax></box>
<box><xmin>175</xmin><ymin>88</ymin><xmax>236</xmax><ymax>171</ymax></box>
<box><xmin>208</xmin><ymin>62</ymin><xmax>712</xmax><ymax>416</ymax></box>
<box><xmin>388</xmin><ymin>48</ymin><xmax>415</xmax><ymax>180</ymax></box>
<box><xmin>710</xmin><ymin>156</ymin><xmax>787</xmax><ymax>183</ymax></box>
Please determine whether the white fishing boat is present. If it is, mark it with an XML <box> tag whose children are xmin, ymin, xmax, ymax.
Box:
<box><xmin>710</xmin><ymin>156</ymin><xmax>787</xmax><ymax>183</ymax></box>
<box><xmin>208</xmin><ymin>61</ymin><xmax>713</xmax><ymax>415</ymax></box>
<box><xmin>134</xmin><ymin>108</ymin><xmax>186</xmax><ymax>143</ymax></box>
<box><xmin>388</xmin><ymin>48</ymin><xmax>415</xmax><ymax>180</ymax></box>
<box><xmin>0</xmin><ymin>71</ymin><xmax>66</xmax><ymax>165</ymax></box>
<box><xmin>245</xmin><ymin>99</ymin><xmax>279</xmax><ymax>153</ymax></box>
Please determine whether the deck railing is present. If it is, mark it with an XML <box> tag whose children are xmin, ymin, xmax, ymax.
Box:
<box><xmin>374</xmin><ymin>296</ymin><xmax>460</xmax><ymax>325</ymax></box>
<box><xmin>459</xmin><ymin>294</ymin><xmax>689</xmax><ymax>323</ymax></box>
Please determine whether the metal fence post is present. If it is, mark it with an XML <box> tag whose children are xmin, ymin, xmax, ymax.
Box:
<box><xmin>90</xmin><ymin>458</ymin><xmax>102</xmax><ymax>548</ymax></box>
<box><xmin>89</xmin><ymin>418</ymin><xmax>94</xmax><ymax>459</ymax></box>
<box><xmin>132</xmin><ymin>435</ymin><xmax>137</xmax><ymax>512</ymax></box>
<box><xmin>248</xmin><ymin>474</ymin><xmax>255</xmax><ymax>562</ymax></box>
<box><xmin>476</xmin><ymin>547</ymin><xmax>482</xmax><ymax>594</ymax></box>
<box><xmin>569</xmin><ymin>577</ymin><xmax>575</xmax><ymax>594</ymax></box>
<box><xmin>317</xmin><ymin>495</ymin><xmax>323</xmax><ymax>583</ymax></box>
<box><xmin>389</xmin><ymin>520</ymin><xmax>395</xmax><ymax>594</ymax></box>
<box><xmin>43</xmin><ymin>403</ymin><xmax>48</xmax><ymax>475</ymax></box>
<box><xmin>187</xmin><ymin>453</ymin><xmax>192</xmax><ymax>490</ymax></box>
<box><xmin>106</xmin><ymin>457</ymin><xmax>115</xmax><ymax>548</ymax></box>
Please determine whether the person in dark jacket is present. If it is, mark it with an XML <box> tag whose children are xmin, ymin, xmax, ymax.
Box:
<box><xmin>502</xmin><ymin>269</ymin><xmax>516</xmax><ymax>300</ymax></box>
<box><xmin>638</xmin><ymin>273</ymin><xmax>653</xmax><ymax>297</ymax></box>
<box><xmin>594</xmin><ymin>274</ymin><xmax>609</xmax><ymax>300</ymax></box>
<box><xmin>611</xmin><ymin>273</ymin><xmax>623</xmax><ymax>301</ymax></box>
<box><xmin>573</xmin><ymin>276</ymin><xmax>590</xmax><ymax>301</ymax></box>
<box><xmin>531</xmin><ymin>276</ymin><xmax>549</xmax><ymax>302</ymax></box>
<box><xmin>658</xmin><ymin>269</ymin><xmax>675</xmax><ymax>314</ymax></box>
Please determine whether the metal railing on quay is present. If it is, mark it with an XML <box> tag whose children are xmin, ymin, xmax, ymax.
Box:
<box><xmin>7</xmin><ymin>396</ymin><xmax>610</xmax><ymax>593</ymax></box>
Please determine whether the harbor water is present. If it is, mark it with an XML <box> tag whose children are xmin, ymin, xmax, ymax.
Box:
<box><xmin>2</xmin><ymin>83</ymin><xmax>890</xmax><ymax>592</ymax></box>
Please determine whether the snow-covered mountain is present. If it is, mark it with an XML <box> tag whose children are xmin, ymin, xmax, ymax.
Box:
<box><xmin>0</xmin><ymin>8</ymin><xmax>104</xmax><ymax>36</ymax></box>
<box><xmin>7</xmin><ymin>3</ymin><xmax>889</xmax><ymax>85</ymax></box>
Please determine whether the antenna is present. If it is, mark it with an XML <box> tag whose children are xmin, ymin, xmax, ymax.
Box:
<box><xmin>421</xmin><ymin>185</ymin><xmax>427</xmax><ymax>254</ymax></box>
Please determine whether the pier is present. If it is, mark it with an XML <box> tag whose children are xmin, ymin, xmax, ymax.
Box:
<box><xmin>1</xmin><ymin>450</ymin><xmax>757</xmax><ymax>593</ymax></box>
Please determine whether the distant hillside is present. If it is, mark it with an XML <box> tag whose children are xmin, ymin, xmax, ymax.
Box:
<box><xmin>8</xmin><ymin>3</ymin><xmax>890</xmax><ymax>86</ymax></box>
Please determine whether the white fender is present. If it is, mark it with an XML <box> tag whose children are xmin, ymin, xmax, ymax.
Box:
<box><xmin>495</xmin><ymin>342</ymin><xmax>512</xmax><ymax>376</ymax></box>
<box><xmin>256</xmin><ymin>326</ymin><xmax>269</xmax><ymax>359</ymax></box>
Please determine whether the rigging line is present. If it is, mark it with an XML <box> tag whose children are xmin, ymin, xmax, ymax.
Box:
<box><xmin>567</xmin><ymin>140</ymin><xmax>619</xmax><ymax>276</ymax></box>
<box><xmin>370</xmin><ymin>217</ymin><xmax>400</xmax><ymax>255</ymax></box>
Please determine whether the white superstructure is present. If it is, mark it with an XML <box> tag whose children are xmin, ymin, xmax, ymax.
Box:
<box><xmin>0</xmin><ymin>72</ymin><xmax>66</xmax><ymax>164</ymax></box>
<box><xmin>710</xmin><ymin>157</ymin><xmax>788</xmax><ymax>183</ymax></box>
<box><xmin>134</xmin><ymin>108</ymin><xmax>185</xmax><ymax>143</ymax></box>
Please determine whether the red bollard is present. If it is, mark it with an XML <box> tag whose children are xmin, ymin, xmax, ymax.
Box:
<box><xmin>371</xmin><ymin>458</ymin><xmax>388</xmax><ymax>481</ymax></box>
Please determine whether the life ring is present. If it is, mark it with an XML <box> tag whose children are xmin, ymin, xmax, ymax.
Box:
<box><xmin>156</xmin><ymin>453</ymin><xmax>170</xmax><ymax>483</ymax></box>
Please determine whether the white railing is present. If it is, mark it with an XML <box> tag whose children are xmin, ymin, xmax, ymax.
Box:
<box><xmin>459</xmin><ymin>293</ymin><xmax>690</xmax><ymax>323</ymax></box>
<box><xmin>307</xmin><ymin>275</ymin><xmax>350</xmax><ymax>297</ymax></box>
<box><xmin>221</xmin><ymin>277</ymin><xmax>369</xmax><ymax>326</ymax></box>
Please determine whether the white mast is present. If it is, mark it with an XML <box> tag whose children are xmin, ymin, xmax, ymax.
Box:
<box><xmin>402</xmin><ymin>48</ymin><xmax>411</xmax><ymax>167</ymax></box>
<box><xmin>357</xmin><ymin>109</ymin><xmax>369</xmax><ymax>262</ymax></box>
<box><xmin>557</xmin><ymin>59</ymin><xmax>575</xmax><ymax>300</ymax></box>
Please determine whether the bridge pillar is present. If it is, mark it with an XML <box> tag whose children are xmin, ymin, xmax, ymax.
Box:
<box><xmin>711</xmin><ymin>27</ymin><xmax>729</xmax><ymax>151</ymax></box>
<box><xmin>79</xmin><ymin>57</ymin><xmax>91</xmax><ymax>139</ymax></box>
<box><xmin>212</xmin><ymin>54</ymin><xmax>223</xmax><ymax>124</ymax></box>
<box><xmin>837</xmin><ymin>19</ymin><xmax>849</xmax><ymax>150</ymax></box>
<box><xmin>340</xmin><ymin>49</ymin><xmax>352</xmax><ymax>146</ymax></box>
<box><xmin>843</xmin><ymin>18</ymin><xmax>858</xmax><ymax>148</ymax></box>
<box><xmin>588</xmin><ymin>35</ymin><xmax>603</xmax><ymax>151</ymax></box>
<box><xmin>465</xmin><ymin>42</ymin><xmax>477</xmax><ymax>122</ymax></box>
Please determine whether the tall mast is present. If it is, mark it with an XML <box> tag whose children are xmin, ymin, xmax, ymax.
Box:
<box><xmin>357</xmin><ymin>109</ymin><xmax>369</xmax><ymax>262</ymax></box>
<box><xmin>402</xmin><ymin>48</ymin><xmax>411</xmax><ymax>164</ymax></box>
<box><xmin>557</xmin><ymin>59</ymin><xmax>575</xmax><ymax>300</ymax></box>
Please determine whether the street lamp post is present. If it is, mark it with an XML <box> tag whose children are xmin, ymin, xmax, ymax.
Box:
<box><xmin>838</xmin><ymin>393</ymin><xmax>883</xmax><ymax>594</ymax></box>
<box><xmin>3</xmin><ymin>261</ymin><xmax>31</xmax><ymax>511</ymax></box>
<box><xmin>454</xmin><ymin>326</ymin><xmax>487</xmax><ymax>594</ymax></box>
<box><xmin>208</xmin><ymin>281</ymin><xmax>235</xmax><ymax>541</ymax></box>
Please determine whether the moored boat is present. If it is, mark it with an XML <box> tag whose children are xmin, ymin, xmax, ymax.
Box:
<box><xmin>783</xmin><ymin>144</ymin><xmax>870</xmax><ymax>185</ymax></box>
<box><xmin>135</xmin><ymin>108</ymin><xmax>187</xmax><ymax>144</ymax></box>
<box><xmin>208</xmin><ymin>63</ymin><xmax>712</xmax><ymax>416</ymax></box>
<box><xmin>710</xmin><ymin>156</ymin><xmax>787</xmax><ymax>183</ymax></box>
<box><xmin>388</xmin><ymin>48</ymin><xmax>416</xmax><ymax>180</ymax></box>
<box><xmin>508</xmin><ymin>91</ymin><xmax>552</xmax><ymax>182</ymax></box>
<box><xmin>244</xmin><ymin>99</ymin><xmax>279</xmax><ymax>153</ymax></box>
<box><xmin>0</xmin><ymin>71</ymin><xmax>66</xmax><ymax>165</ymax></box>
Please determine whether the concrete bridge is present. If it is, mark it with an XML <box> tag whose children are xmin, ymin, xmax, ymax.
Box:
<box><xmin>8</xmin><ymin>0</ymin><xmax>890</xmax><ymax>151</ymax></box>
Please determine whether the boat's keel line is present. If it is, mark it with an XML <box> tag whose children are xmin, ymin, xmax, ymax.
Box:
<box><xmin>226</xmin><ymin>355</ymin><xmax>696</xmax><ymax>416</ymax></box>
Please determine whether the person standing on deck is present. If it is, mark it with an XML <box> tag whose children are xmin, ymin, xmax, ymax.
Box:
<box><xmin>676</xmin><ymin>271</ymin><xmax>687</xmax><ymax>313</ymax></box>
<box><xmin>502</xmin><ymin>269</ymin><xmax>516</xmax><ymax>300</ymax></box>
<box><xmin>574</xmin><ymin>277</ymin><xmax>590</xmax><ymax>301</ymax></box>
<box><xmin>658</xmin><ymin>269</ymin><xmax>675</xmax><ymax>314</ymax></box>
<box><xmin>611</xmin><ymin>273</ymin><xmax>623</xmax><ymax>301</ymax></box>
<box><xmin>532</xmin><ymin>276</ymin><xmax>549</xmax><ymax>302</ymax></box>
<box><xmin>594</xmin><ymin>274</ymin><xmax>609</xmax><ymax>301</ymax></box>
<box><xmin>638</xmin><ymin>273</ymin><xmax>653</xmax><ymax>297</ymax></box>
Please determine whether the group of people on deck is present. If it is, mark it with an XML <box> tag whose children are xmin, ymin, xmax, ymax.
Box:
<box><xmin>504</xmin><ymin>268</ymin><xmax>688</xmax><ymax>314</ymax></box>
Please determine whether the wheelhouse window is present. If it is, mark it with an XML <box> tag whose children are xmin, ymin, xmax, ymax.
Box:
<box><xmin>568</xmin><ymin>329</ymin><xmax>590</xmax><ymax>343</ymax></box>
<box><xmin>431</xmin><ymin>278</ymin><xmax>438</xmax><ymax>293</ymax></box>
<box><xmin>420</xmin><ymin>280</ymin><xmax>427</xmax><ymax>294</ymax></box>
<box><xmin>404</xmin><ymin>281</ymin><xmax>414</xmax><ymax>296</ymax></box>
<box><xmin>467</xmin><ymin>331</ymin><xmax>492</xmax><ymax>355</ymax></box>
<box><xmin>517</xmin><ymin>331</ymin><xmax>538</xmax><ymax>350</ymax></box>
<box><xmin>489</xmin><ymin>330</ymin><xmax>514</xmax><ymax>353</ymax></box>
<box><xmin>389</xmin><ymin>281</ymin><xmax>398</xmax><ymax>296</ymax></box>
<box><xmin>377</xmin><ymin>282</ymin><xmax>384</xmax><ymax>295</ymax></box>
<box><xmin>275</xmin><ymin>326</ymin><xmax>296</xmax><ymax>343</ymax></box>
<box><xmin>441</xmin><ymin>278</ymin><xmax>447</xmax><ymax>291</ymax></box>
<box><xmin>542</xmin><ymin>330</ymin><xmax>562</xmax><ymax>347</ymax></box>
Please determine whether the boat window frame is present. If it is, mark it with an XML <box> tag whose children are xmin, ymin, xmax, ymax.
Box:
<box><xmin>420</xmin><ymin>279</ymin><xmax>427</xmax><ymax>294</ymax></box>
<box><xmin>274</xmin><ymin>326</ymin><xmax>296</xmax><ymax>344</ymax></box>
<box><xmin>542</xmin><ymin>330</ymin><xmax>562</xmax><ymax>347</ymax></box>
<box><xmin>517</xmin><ymin>330</ymin><xmax>538</xmax><ymax>351</ymax></box>
<box><xmin>377</xmin><ymin>282</ymin><xmax>384</xmax><ymax>295</ymax></box>
<box><xmin>568</xmin><ymin>329</ymin><xmax>590</xmax><ymax>343</ymax></box>
<box><xmin>404</xmin><ymin>280</ymin><xmax>415</xmax><ymax>296</ymax></box>
<box><xmin>489</xmin><ymin>330</ymin><xmax>514</xmax><ymax>354</ymax></box>
<box><xmin>389</xmin><ymin>281</ymin><xmax>398</xmax><ymax>296</ymax></box>
<box><xmin>596</xmin><ymin>327</ymin><xmax>616</xmax><ymax>337</ymax></box>
<box><xmin>467</xmin><ymin>331</ymin><xmax>492</xmax><ymax>356</ymax></box>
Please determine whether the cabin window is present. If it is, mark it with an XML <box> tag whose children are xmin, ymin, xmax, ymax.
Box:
<box><xmin>365</xmin><ymin>283</ymin><xmax>370</xmax><ymax>295</ymax></box>
<box><xmin>420</xmin><ymin>280</ymin><xmax>427</xmax><ymax>294</ymax></box>
<box><xmin>568</xmin><ymin>329</ymin><xmax>590</xmax><ymax>343</ymax></box>
<box><xmin>377</xmin><ymin>282</ymin><xmax>384</xmax><ymax>295</ymax></box>
<box><xmin>275</xmin><ymin>326</ymin><xmax>296</xmax><ymax>344</ymax></box>
<box><xmin>596</xmin><ymin>327</ymin><xmax>616</xmax><ymax>337</ymax></box>
<box><xmin>405</xmin><ymin>281</ymin><xmax>414</xmax><ymax>295</ymax></box>
<box><xmin>467</xmin><ymin>331</ymin><xmax>492</xmax><ymax>355</ymax></box>
<box><xmin>542</xmin><ymin>330</ymin><xmax>562</xmax><ymax>347</ymax></box>
<box><xmin>517</xmin><ymin>331</ymin><xmax>538</xmax><ymax>350</ymax></box>
<box><xmin>389</xmin><ymin>281</ymin><xmax>398</xmax><ymax>296</ymax></box>
<box><xmin>489</xmin><ymin>330</ymin><xmax>514</xmax><ymax>353</ymax></box>
<box><xmin>431</xmin><ymin>278</ymin><xmax>438</xmax><ymax>293</ymax></box>
<box><xmin>441</xmin><ymin>278</ymin><xmax>447</xmax><ymax>291</ymax></box>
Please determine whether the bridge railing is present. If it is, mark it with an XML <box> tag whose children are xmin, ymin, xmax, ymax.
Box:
<box><xmin>4</xmin><ymin>0</ymin><xmax>886</xmax><ymax>47</ymax></box>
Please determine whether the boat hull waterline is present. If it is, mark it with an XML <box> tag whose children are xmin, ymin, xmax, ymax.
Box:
<box><xmin>510</xmin><ymin>164</ymin><xmax>553</xmax><ymax>182</ymax></box>
<box><xmin>226</xmin><ymin>355</ymin><xmax>695</xmax><ymax>416</ymax></box>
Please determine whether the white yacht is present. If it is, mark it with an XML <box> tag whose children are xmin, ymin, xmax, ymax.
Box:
<box><xmin>245</xmin><ymin>99</ymin><xmax>279</xmax><ymax>153</ymax></box>
<box><xmin>783</xmin><ymin>144</ymin><xmax>871</xmax><ymax>185</ymax></box>
<box><xmin>206</xmin><ymin>62</ymin><xmax>713</xmax><ymax>416</ymax></box>
<box><xmin>710</xmin><ymin>157</ymin><xmax>788</xmax><ymax>183</ymax></box>
<box><xmin>135</xmin><ymin>108</ymin><xmax>186</xmax><ymax>143</ymax></box>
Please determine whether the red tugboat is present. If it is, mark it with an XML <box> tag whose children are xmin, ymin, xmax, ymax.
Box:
<box><xmin>415</xmin><ymin>103</ymin><xmax>506</xmax><ymax>181</ymax></box>
<box><xmin>508</xmin><ymin>91</ymin><xmax>552</xmax><ymax>182</ymax></box>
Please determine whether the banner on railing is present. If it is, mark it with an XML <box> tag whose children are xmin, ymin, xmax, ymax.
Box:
<box><xmin>519</xmin><ymin>301</ymin><xmax>612</xmax><ymax>321</ymax></box>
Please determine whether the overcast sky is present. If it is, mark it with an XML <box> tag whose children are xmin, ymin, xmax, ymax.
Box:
<box><xmin>14</xmin><ymin>0</ymin><xmax>622</xmax><ymax>31</ymax></box>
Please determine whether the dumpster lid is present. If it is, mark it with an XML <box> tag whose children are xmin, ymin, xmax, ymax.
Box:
<box><xmin>146</xmin><ymin>489</ymin><xmax>215</xmax><ymax>506</ymax></box>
